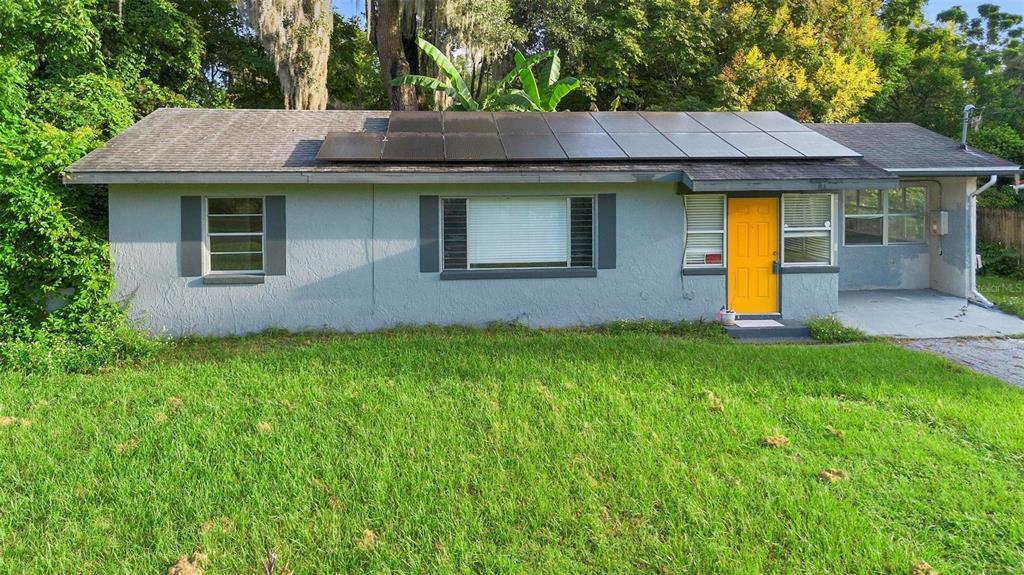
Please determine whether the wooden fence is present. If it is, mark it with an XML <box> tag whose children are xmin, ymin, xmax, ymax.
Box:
<box><xmin>978</xmin><ymin>207</ymin><xmax>1024</xmax><ymax>261</ymax></box>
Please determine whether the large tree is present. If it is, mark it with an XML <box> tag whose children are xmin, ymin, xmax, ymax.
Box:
<box><xmin>238</xmin><ymin>0</ymin><xmax>333</xmax><ymax>110</ymax></box>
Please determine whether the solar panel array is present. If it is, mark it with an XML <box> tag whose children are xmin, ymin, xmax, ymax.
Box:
<box><xmin>315</xmin><ymin>111</ymin><xmax>860</xmax><ymax>162</ymax></box>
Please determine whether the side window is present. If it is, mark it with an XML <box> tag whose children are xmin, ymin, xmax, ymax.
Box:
<box><xmin>207</xmin><ymin>197</ymin><xmax>264</xmax><ymax>273</ymax></box>
<box><xmin>782</xmin><ymin>194</ymin><xmax>833</xmax><ymax>265</ymax></box>
<box><xmin>684</xmin><ymin>195</ymin><xmax>725</xmax><ymax>267</ymax></box>
<box><xmin>843</xmin><ymin>187</ymin><xmax>926</xmax><ymax>246</ymax></box>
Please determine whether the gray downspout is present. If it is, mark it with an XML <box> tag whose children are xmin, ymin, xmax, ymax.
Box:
<box><xmin>968</xmin><ymin>174</ymin><xmax>998</xmax><ymax>308</ymax></box>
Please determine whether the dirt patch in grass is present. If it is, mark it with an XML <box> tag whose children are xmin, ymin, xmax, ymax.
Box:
<box><xmin>200</xmin><ymin>517</ymin><xmax>234</xmax><ymax>535</ymax></box>
<box><xmin>357</xmin><ymin>529</ymin><xmax>379</xmax><ymax>551</ymax></box>
<box><xmin>0</xmin><ymin>416</ymin><xmax>32</xmax><ymax>427</ymax></box>
<box><xmin>826</xmin><ymin>425</ymin><xmax>845</xmax><ymax>439</ymax></box>
<box><xmin>819</xmin><ymin>468</ymin><xmax>850</xmax><ymax>483</ymax></box>
<box><xmin>154</xmin><ymin>412</ymin><xmax>168</xmax><ymax>424</ymax></box>
<box><xmin>167</xmin><ymin>397</ymin><xmax>183</xmax><ymax>410</ymax></box>
<box><xmin>911</xmin><ymin>560</ymin><xmax>939</xmax><ymax>575</ymax></box>
<box><xmin>115</xmin><ymin>438</ymin><xmax>139</xmax><ymax>454</ymax></box>
<box><xmin>168</xmin><ymin>551</ymin><xmax>208</xmax><ymax>575</ymax></box>
<box><xmin>761</xmin><ymin>435</ymin><xmax>790</xmax><ymax>448</ymax></box>
<box><xmin>256</xmin><ymin>421</ymin><xmax>272</xmax><ymax>434</ymax></box>
<box><xmin>704</xmin><ymin>390</ymin><xmax>724</xmax><ymax>412</ymax></box>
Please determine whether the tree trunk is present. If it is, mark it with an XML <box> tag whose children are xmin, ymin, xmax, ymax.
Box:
<box><xmin>239</xmin><ymin>0</ymin><xmax>332</xmax><ymax>110</ymax></box>
<box><xmin>371</xmin><ymin>0</ymin><xmax>416</xmax><ymax>110</ymax></box>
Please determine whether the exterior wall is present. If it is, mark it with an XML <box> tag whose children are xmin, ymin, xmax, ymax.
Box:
<box><xmin>781</xmin><ymin>272</ymin><xmax>839</xmax><ymax>319</ymax></box>
<box><xmin>838</xmin><ymin>177</ymin><xmax>973</xmax><ymax>297</ymax></box>
<box><xmin>928</xmin><ymin>177</ymin><xmax>973</xmax><ymax>297</ymax></box>
<box><xmin>680</xmin><ymin>274</ymin><xmax>726</xmax><ymax>318</ymax></box>
<box><xmin>110</xmin><ymin>182</ymin><xmax>733</xmax><ymax>336</ymax></box>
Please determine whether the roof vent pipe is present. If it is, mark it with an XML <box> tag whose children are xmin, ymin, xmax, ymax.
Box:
<box><xmin>961</xmin><ymin>104</ymin><xmax>977</xmax><ymax>150</ymax></box>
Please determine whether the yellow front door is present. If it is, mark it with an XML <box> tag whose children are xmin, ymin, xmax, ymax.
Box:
<box><xmin>728</xmin><ymin>197</ymin><xmax>779</xmax><ymax>314</ymax></box>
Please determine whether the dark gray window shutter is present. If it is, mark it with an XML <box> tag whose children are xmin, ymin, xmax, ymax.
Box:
<box><xmin>180</xmin><ymin>196</ymin><xmax>202</xmax><ymax>276</ymax></box>
<box><xmin>442</xmin><ymin>198</ymin><xmax>467</xmax><ymax>270</ymax></box>
<box><xmin>265</xmin><ymin>195</ymin><xmax>286</xmax><ymax>275</ymax></box>
<box><xmin>570</xmin><ymin>197</ymin><xmax>594</xmax><ymax>267</ymax></box>
<box><xmin>420</xmin><ymin>195</ymin><xmax>440</xmax><ymax>272</ymax></box>
<box><xmin>597</xmin><ymin>193</ymin><xmax>616</xmax><ymax>269</ymax></box>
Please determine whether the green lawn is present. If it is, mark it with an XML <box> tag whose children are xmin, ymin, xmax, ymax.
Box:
<box><xmin>2</xmin><ymin>328</ymin><xmax>1024</xmax><ymax>573</ymax></box>
<box><xmin>979</xmin><ymin>274</ymin><xmax>1024</xmax><ymax>319</ymax></box>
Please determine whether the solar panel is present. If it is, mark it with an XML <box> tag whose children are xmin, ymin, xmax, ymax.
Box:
<box><xmin>767</xmin><ymin>131</ymin><xmax>859</xmax><ymax>157</ymax></box>
<box><xmin>555</xmin><ymin>132</ymin><xmax>627</xmax><ymax>159</ymax></box>
<box><xmin>315</xmin><ymin>110</ymin><xmax>859</xmax><ymax>163</ymax></box>
<box><xmin>735</xmin><ymin>111</ymin><xmax>810</xmax><ymax>132</ymax></box>
<box><xmin>381</xmin><ymin>132</ymin><xmax>444</xmax><ymax>161</ymax></box>
<box><xmin>664</xmin><ymin>133</ymin><xmax>744</xmax><ymax>158</ymax></box>
<box><xmin>387</xmin><ymin>111</ymin><xmax>442</xmax><ymax>132</ymax></box>
<box><xmin>444</xmin><ymin>133</ymin><xmax>506</xmax><ymax>161</ymax></box>
<box><xmin>592</xmin><ymin>111</ymin><xmax>656</xmax><ymax>133</ymax></box>
<box><xmin>543</xmin><ymin>112</ymin><xmax>602</xmax><ymax>133</ymax></box>
<box><xmin>639</xmin><ymin>112</ymin><xmax>709</xmax><ymax>133</ymax></box>
<box><xmin>500</xmin><ymin>133</ymin><xmax>567</xmax><ymax>160</ymax></box>
<box><xmin>494</xmin><ymin>112</ymin><xmax>551</xmax><ymax>134</ymax></box>
<box><xmin>717</xmin><ymin>132</ymin><xmax>801</xmax><ymax>157</ymax></box>
<box><xmin>609</xmin><ymin>132</ymin><xmax>686</xmax><ymax>158</ymax></box>
<box><xmin>316</xmin><ymin>132</ymin><xmax>384</xmax><ymax>161</ymax></box>
<box><xmin>442</xmin><ymin>112</ymin><xmax>497</xmax><ymax>133</ymax></box>
<box><xmin>687</xmin><ymin>112</ymin><xmax>759</xmax><ymax>132</ymax></box>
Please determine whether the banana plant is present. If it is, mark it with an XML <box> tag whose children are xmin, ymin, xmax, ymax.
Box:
<box><xmin>390</xmin><ymin>37</ymin><xmax>480</xmax><ymax>111</ymax></box>
<box><xmin>392</xmin><ymin>38</ymin><xmax>580</xmax><ymax>112</ymax></box>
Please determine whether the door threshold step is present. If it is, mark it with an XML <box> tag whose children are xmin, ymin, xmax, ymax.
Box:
<box><xmin>725</xmin><ymin>320</ymin><xmax>811</xmax><ymax>341</ymax></box>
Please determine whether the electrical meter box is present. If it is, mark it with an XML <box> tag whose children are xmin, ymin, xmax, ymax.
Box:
<box><xmin>931</xmin><ymin>210</ymin><xmax>948</xmax><ymax>235</ymax></box>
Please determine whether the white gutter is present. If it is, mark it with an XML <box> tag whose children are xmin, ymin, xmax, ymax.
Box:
<box><xmin>968</xmin><ymin>174</ymin><xmax>998</xmax><ymax>308</ymax></box>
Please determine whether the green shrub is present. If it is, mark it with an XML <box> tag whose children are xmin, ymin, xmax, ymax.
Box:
<box><xmin>978</xmin><ymin>241</ymin><xmax>1024</xmax><ymax>278</ymax></box>
<box><xmin>807</xmin><ymin>316</ymin><xmax>872</xmax><ymax>343</ymax></box>
<box><xmin>0</xmin><ymin>323</ymin><xmax>160</xmax><ymax>374</ymax></box>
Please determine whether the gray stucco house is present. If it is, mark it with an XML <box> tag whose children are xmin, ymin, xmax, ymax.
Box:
<box><xmin>63</xmin><ymin>108</ymin><xmax>1020</xmax><ymax>336</ymax></box>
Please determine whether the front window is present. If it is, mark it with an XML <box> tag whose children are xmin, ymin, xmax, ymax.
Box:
<box><xmin>782</xmin><ymin>194</ymin><xmax>833</xmax><ymax>265</ymax></box>
<box><xmin>442</xmin><ymin>196</ymin><xmax>593</xmax><ymax>270</ymax></box>
<box><xmin>684</xmin><ymin>195</ymin><xmax>726</xmax><ymax>267</ymax></box>
<box><xmin>207</xmin><ymin>197</ymin><xmax>264</xmax><ymax>273</ymax></box>
<box><xmin>843</xmin><ymin>187</ymin><xmax>925</xmax><ymax>246</ymax></box>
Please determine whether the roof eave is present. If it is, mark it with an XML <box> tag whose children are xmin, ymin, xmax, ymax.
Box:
<box><xmin>681</xmin><ymin>176</ymin><xmax>898</xmax><ymax>193</ymax></box>
<box><xmin>62</xmin><ymin>170</ymin><xmax>689</xmax><ymax>185</ymax></box>
<box><xmin>887</xmin><ymin>166</ymin><xmax>1021</xmax><ymax>177</ymax></box>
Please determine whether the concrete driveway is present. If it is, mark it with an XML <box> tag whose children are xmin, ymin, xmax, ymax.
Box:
<box><xmin>837</xmin><ymin>290</ymin><xmax>1024</xmax><ymax>386</ymax></box>
<box><xmin>837</xmin><ymin>289</ymin><xmax>1024</xmax><ymax>338</ymax></box>
<box><xmin>903</xmin><ymin>338</ymin><xmax>1024</xmax><ymax>387</ymax></box>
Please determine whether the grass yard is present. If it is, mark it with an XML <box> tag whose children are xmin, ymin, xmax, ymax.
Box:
<box><xmin>2</xmin><ymin>328</ymin><xmax>1024</xmax><ymax>573</ymax></box>
<box><xmin>979</xmin><ymin>274</ymin><xmax>1024</xmax><ymax>319</ymax></box>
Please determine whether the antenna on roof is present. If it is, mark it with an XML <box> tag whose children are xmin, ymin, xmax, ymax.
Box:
<box><xmin>961</xmin><ymin>104</ymin><xmax>977</xmax><ymax>150</ymax></box>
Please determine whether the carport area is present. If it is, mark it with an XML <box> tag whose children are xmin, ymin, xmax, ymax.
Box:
<box><xmin>837</xmin><ymin>289</ymin><xmax>1024</xmax><ymax>338</ymax></box>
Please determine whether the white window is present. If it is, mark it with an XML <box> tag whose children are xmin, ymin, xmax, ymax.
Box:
<box><xmin>782</xmin><ymin>194</ymin><xmax>833</xmax><ymax>265</ymax></box>
<box><xmin>843</xmin><ymin>187</ymin><xmax>925</xmax><ymax>245</ymax></box>
<box><xmin>206</xmin><ymin>197</ymin><xmax>264</xmax><ymax>273</ymax></box>
<box><xmin>684</xmin><ymin>195</ymin><xmax>725</xmax><ymax>267</ymax></box>
<box><xmin>467</xmin><ymin>197</ymin><xmax>570</xmax><ymax>269</ymax></box>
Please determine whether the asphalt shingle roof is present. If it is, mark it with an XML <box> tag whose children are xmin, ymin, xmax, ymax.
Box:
<box><xmin>63</xmin><ymin>109</ymin><xmax>1017</xmax><ymax>184</ymax></box>
<box><xmin>809</xmin><ymin>122</ymin><xmax>1019</xmax><ymax>174</ymax></box>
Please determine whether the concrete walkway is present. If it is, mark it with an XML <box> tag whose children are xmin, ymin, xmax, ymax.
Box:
<box><xmin>904</xmin><ymin>338</ymin><xmax>1024</xmax><ymax>387</ymax></box>
<box><xmin>837</xmin><ymin>289</ymin><xmax>1024</xmax><ymax>339</ymax></box>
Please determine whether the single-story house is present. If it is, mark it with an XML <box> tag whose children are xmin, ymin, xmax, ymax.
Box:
<box><xmin>63</xmin><ymin>109</ymin><xmax>1020</xmax><ymax>335</ymax></box>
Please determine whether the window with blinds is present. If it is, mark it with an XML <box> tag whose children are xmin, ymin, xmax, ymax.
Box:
<box><xmin>442</xmin><ymin>197</ymin><xmax>594</xmax><ymax>270</ymax></box>
<box><xmin>684</xmin><ymin>195</ymin><xmax>725</xmax><ymax>267</ymax></box>
<box><xmin>782</xmin><ymin>194</ymin><xmax>832</xmax><ymax>265</ymax></box>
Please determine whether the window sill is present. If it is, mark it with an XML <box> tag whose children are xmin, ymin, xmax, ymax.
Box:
<box><xmin>202</xmin><ymin>274</ymin><xmax>266</xmax><ymax>285</ymax></box>
<box><xmin>780</xmin><ymin>266</ymin><xmax>839</xmax><ymax>274</ymax></box>
<box><xmin>682</xmin><ymin>268</ymin><xmax>726</xmax><ymax>276</ymax></box>
<box><xmin>440</xmin><ymin>268</ymin><xmax>597</xmax><ymax>281</ymax></box>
